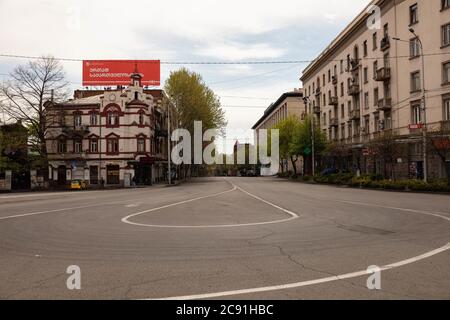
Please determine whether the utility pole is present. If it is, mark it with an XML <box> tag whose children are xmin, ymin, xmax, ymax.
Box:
<box><xmin>167</xmin><ymin>98</ymin><xmax>172</xmax><ymax>185</ymax></box>
<box><xmin>393</xmin><ymin>29</ymin><xmax>428</xmax><ymax>182</ymax></box>
<box><xmin>409</xmin><ymin>28</ymin><xmax>427</xmax><ymax>182</ymax></box>
<box><xmin>303</xmin><ymin>96</ymin><xmax>315</xmax><ymax>176</ymax></box>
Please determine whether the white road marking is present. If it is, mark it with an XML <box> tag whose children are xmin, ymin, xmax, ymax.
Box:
<box><xmin>125</xmin><ymin>203</ymin><xmax>141</xmax><ymax>208</ymax></box>
<box><xmin>336</xmin><ymin>200</ymin><xmax>450</xmax><ymax>222</ymax></box>
<box><xmin>142</xmin><ymin>179</ymin><xmax>450</xmax><ymax>300</ymax></box>
<box><xmin>152</xmin><ymin>242</ymin><xmax>450</xmax><ymax>300</ymax></box>
<box><xmin>121</xmin><ymin>183</ymin><xmax>299</xmax><ymax>228</ymax></box>
<box><xmin>0</xmin><ymin>190</ymin><xmax>103</xmax><ymax>199</ymax></box>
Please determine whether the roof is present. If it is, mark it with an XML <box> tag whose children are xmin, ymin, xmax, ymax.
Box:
<box><xmin>251</xmin><ymin>91</ymin><xmax>303</xmax><ymax>130</ymax></box>
<box><xmin>64</xmin><ymin>94</ymin><xmax>103</xmax><ymax>105</ymax></box>
<box><xmin>301</xmin><ymin>0</ymin><xmax>382</xmax><ymax>81</ymax></box>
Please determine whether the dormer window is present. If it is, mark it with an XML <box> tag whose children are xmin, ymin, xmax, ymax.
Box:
<box><xmin>135</xmin><ymin>91</ymin><xmax>139</xmax><ymax>100</ymax></box>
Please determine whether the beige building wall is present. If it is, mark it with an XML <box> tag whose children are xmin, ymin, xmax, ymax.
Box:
<box><xmin>300</xmin><ymin>0</ymin><xmax>450</xmax><ymax>178</ymax></box>
<box><xmin>252</xmin><ymin>90</ymin><xmax>304</xmax><ymax>173</ymax></box>
<box><xmin>301</xmin><ymin>0</ymin><xmax>450</xmax><ymax>141</ymax></box>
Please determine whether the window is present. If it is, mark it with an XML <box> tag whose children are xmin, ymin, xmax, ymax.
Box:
<box><xmin>363</xmin><ymin>67</ymin><xmax>368</xmax><ymax>83</ymax></box>
<box><xmin>341</xmin><ymin>104</ymin><xmax>345</xmax><ymax>118</ymax></box>
<box><xmin>340</xmin><ymin>82</ymin><xmax>344</xmax><ymax>97</ymax></box>
<box><xmin>74</xmin><ymin>114</ymin><xmax>82</xmax><ymax>127</ymax></box>
<box><xmin>410</xmin><ymin>38</ymin><xmax>421</xmax><ymax>57</ymax></box>
<box><xmin>74</xmin><ymin>139</ymin><xmax>82</xmax><ymax>153</ymax></box>
<box><xmin>59</xmin><ymin>113</ymin><xmax>66</xmax><ymax>126</ymax></box>
<box><xmin>372</xmin><ymin>32</ymin><xmax>377</xmax><ymax>50</ymax></box>
<box><xmin>58</xmin><ymin>139</ymin><xmax>67</xmax><ymax>153</ymax></box>
<box><xmin>444</xmin><ymin>97</ymin><xmax>450</xmax><ymax>120</ymax></box>
<box><xmin>412</xmin><ymin>103</ymin><xmax>422</xmax><ymax>124</ymax></box>
<box><xmin>374</xmin><ymin>112</ymin><xmax>380</xmax><ymax>132</ymax></box>
<box><xmin>107</xmin><ymin>111</ymin><xmax>119</xmax><ymax>126</ymax></box>
<box><xmin>340</xmin><ymin>60</ymin><xmax>344</xmax><ymax>74</ymax></box>
<box><xmin>364</xmin><ymin>92</ymin><xmax>369</xmax><ymax>110</ymax></box>
<box><xmin>444</xmin><ymin>62</ymin><xmax>450</xmax><ymax>84</ymax></box>
<box><xmin>383</xmin><ymin>24</ymin><xmax>389</xmax><ymax>37</ymax></box>
<box><xmin>328</xmin><ymin>70</ymin><xmax>331</xmax><ymax>82</ymax></box>
<box><xmin>363</xmin><ymin>41</ymin><xmax>368</xmax><ymax>57</ymax></box>
<box><xmin>90</xmin><ymin>113</ymin><xmax>98</xmax><ymax>126</ymax></box>
<box><xmin>443</xmin><ymin>23</ymin><xmax>450</xmax><ymax>47</ymax></box>
<box><xmin>374</xmin><ymin>88</ymin><xmax>379</xmax><ymax>106</ymax></box>
<box><xmin>137</xmin><ymin>138</ymin><xmax>146</xmax><ymax>153</ymax></box>
<box><xmin>410</xmin><ymin>4</ymin><xmax>418</xmax><ymax>25</ymax></box>
<box><xmin>107</xmin><ymin>137</ymin><xmax>119</xmax><ymax>154</ymax></box>
<box><xmin>443</xmin><ymin>0</ymin><xmax>450</xmax><ymax>10</ymax></box>
<box><xmin>373</xmin><ymin>60</ymin><xmax>378</xmax><ymax>78</ymax></box>
<box><xmin>139</xmin><ymin>112</ymin><xmax>145</xmax><ymax>125</ymax></box>
<box><xmin>90</xmin><ymin>138</ymin><xmax>98</xmax><ymax>153</ymax></box>
<box><xmin>411</xmin><ymin>71</ymin><xmax>421</xmax><ymax>92</ymax></box>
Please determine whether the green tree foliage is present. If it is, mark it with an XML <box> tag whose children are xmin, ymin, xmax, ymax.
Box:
<box><xmin>272</xmin><ymin>116</ymin><xmax>302</xmax><ymax>174</ymax></box>
<box><xmin>290</xmin><ymin>115</ymin><xmax>328</xmax><ymax>175</ymax></box>
<box><xmin>164</xmin><ymin>68</ymin><xmax>227</xmax><ymax>177</ymax></box>
<box><xmin>164</xmin><ymin>68</ymin><xmax>226</xmax><ymax>134</ymax></box>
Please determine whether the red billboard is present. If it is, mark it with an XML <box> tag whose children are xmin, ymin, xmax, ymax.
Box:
<box><xmin>82</xmin><ymin>60</ymin><xmax>160</xmax><ymax>86</ymax></box>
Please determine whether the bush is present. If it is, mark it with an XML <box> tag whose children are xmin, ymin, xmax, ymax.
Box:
<box><xmin>309</xmin><ymin>173</ymin><xmax>449</xmax><ymax>193</ymax></box>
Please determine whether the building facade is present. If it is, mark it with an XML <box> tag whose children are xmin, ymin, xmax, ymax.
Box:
<box><xmin>45</xmin><ymin>73</ymin><xmax>174</xmax><ymax>188</ymax></box>
<box><xmin>252</xmin><ymin>89</ymin><xmax>304</xmax><ymax>173</ymax></box>
<box><xmin>301</xmin><ymin>0</ymin><xmax>450</xmax><ymax>179</ymax></box>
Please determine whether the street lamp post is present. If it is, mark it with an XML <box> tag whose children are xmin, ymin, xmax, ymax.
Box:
<box><xmin>303</xmin><ymin>96</ymin><xmax>315</xmax><ymax>176</ymax></box>
<box><xmin>167</xmin><ymin>99</ymin><xmax>172</xmax><ymax>185</ymax></box>
<box><xmin>393</xmin><ymin>28</ymin><xmax>428</xmax><ymax>182</ymax></box>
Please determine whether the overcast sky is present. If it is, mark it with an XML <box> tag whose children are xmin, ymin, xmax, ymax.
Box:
<box><xmin>0</xmin><ymin>0</ymin><xmax>370</xmax><ymax>153</ymax></box>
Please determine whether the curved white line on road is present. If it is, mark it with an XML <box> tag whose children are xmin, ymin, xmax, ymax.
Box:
<box><xmin>146</xmin><ymin>183</ymin><xmax>450</xmax><ymax>300</ymax></box>
<box><xmin>121</xmin><ymin>182</ymin><xmax>299</xmax><ymax>228</ymax></box>
<box><xmin>150</xmin><ymin>242</ymin><xmax>450</xmax><ymax>300</ymax></box>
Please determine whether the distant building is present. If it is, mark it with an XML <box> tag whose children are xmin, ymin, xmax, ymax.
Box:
<box><xmin>45</xmin><ymin>73</ymin><xmax>174</xmax><ymax>188</ymax></box>
<box><xmin>300</xmin><ymin>0</ymin><xmax>450</xmax><ymax>179</ymax></box>
<box><xmin>252</xmin><ymin>89</ymin><xmax>304</xmax><ymax>174</ymax></box>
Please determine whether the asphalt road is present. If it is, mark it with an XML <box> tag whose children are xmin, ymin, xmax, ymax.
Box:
<box><xmin>0</xmin><ymin>177</ymin><xmax>449</xmax><ymax>300</ymax></box>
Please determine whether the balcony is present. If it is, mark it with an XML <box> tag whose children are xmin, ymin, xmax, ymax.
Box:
<box><xmin>315</xmin><ymin>87</ymin><xmax>321</xmax><ymax>96</ymax></box>
<box><xmin>332</xmin><ymin>75</ymin><xmax>338</xmax><ymax>85</ymax></box>
<box><xmin>347</xmin><ymin>84</ymin><xmax>360</xmax><ymax>96</ymax></box>
<box><xmin>62</xmin><ymin>125</ymin><xmax>90</xmax><ymax>136</ymax></box>
<box><xmin>377</xmin><ymin>97</ymin><xmax>392</xmax><ymax>111</ymax></box>
<box><xmin>329</xmin><ymin>96</ymin><xmax>339</xmax><ymax>106</ymax></box>
<box><xmin>349</xmin><ymin>109</ymin><xmax>360</xmax><ymax>120</ymax></box>
<box><xmin>313</xmin><ymin>106</ymin><xmax>321</xmax><ymax>114</ymax></box>
<box><xmin>380</xmin><ymin>36</ymin><xmax>390</xmax><ymax>51</ymax></box>
<box><xmin>329</xmin><ymin>118</ymin><xmax>339</xmax><ymax>127</ymax></box>
<box><xmin>349</xmin><ymin>58</ymin><xmax>360</xmax><ymax>72</ymax></box>
<box><xmin>374</xmin><ymin>67</ymin><xmax>391</xmax><ymax>81</ymax></box>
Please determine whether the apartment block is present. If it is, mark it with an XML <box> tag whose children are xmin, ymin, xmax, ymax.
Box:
<box><xmin>300</xmin><ymin>0</ymin><xmax>450</xmax><ymax>179</ymax></box>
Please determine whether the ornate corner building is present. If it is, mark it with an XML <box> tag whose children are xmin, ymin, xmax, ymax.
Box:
<box><xmin>45</xmin><ymin>73</ymin><xmax>174</xmax><ymax>188</ymax></box>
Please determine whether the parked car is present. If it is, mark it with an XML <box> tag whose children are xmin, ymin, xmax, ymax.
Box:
<box><xmin>321</xmin><ymin>168</ymin><xmax>339</xmax><ymax>176</ymax></box>
<box><xmin>70</xmin><ymin>179</ymin><xmax>87</xmax><ymax>190</ymax></box>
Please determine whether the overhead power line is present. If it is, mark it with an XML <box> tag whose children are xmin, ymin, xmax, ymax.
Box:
<box><xmin>1</xmin><ymin>52</ymin><xmax>450</xmax><ymax>65</ymax></box>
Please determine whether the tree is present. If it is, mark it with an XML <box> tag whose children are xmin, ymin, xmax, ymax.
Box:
<box><xmin>164</xmin><ymin>68</ymin><xmax>226</xmax><ymax>177</ymax></box>
<box><xmin>290</xmin><ymin>115</ymin><xmax>328</xmax><ymax>175</ymax></box>
<box><xmin>428</xmin><ymin>125</ymin><xmax>450</xmax><ymax>186</ymax></box>
<box><xmin>272</xmin><ymin>116</ymin><xmax>302</xmax><ymax>175</ymax></box>
<box><xmin>0</xmin><ymin>56</ymin><xmax>69</xmax><ymax>178</ymax></box>
<box><xmin>368</xmin><ymin>131</ymin><xmax>405</xmax><ymax>180</ymax></box>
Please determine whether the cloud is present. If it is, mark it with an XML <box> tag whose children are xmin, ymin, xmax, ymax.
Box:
<box><xmin>197</xmin><ymin>42</ymin><xmax>285</xmax><ymax>61</ymax></box>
